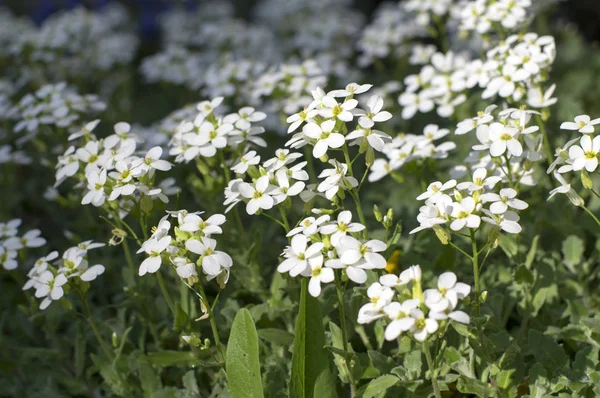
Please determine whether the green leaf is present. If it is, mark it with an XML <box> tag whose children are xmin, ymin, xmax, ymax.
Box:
<box><xmin>528</xmin><ymin>362</ymin><xmax>549</xmax><ymax>398</ymax></box>
<box><xmin>290</xmin><ymin>279</ymin><xmax>337</xmax><ymax>398</ymax></box>
<box><xmin>226</xmin><ymin>308</ymin><xmax>264</xmax><ymax>398</ymax></box>
<box><xmin>173</xmin><ymin>302</ymin><xmax>189</xmax><ymax>332</ymax></box>
<box><xmin>525</xmin><ymin>235</ymin><xmax>540</xmax><ymax>269</ymax></box>
<box><xmin>257</xmin><ymin>328</ymin><xmax>295</xmax><ymax>346</ymax></box>
<box><xmin>528</xmin><ymin>330</ymin><xmax>568</xmax><ymax>374</ymax></box>
<box><xmin>499</xmin><ymin>234</ymin><xmax>518</xmax><ymax>259</ymax></box>
<box><xmin>514</xmin><ymin>264</ymin><xmax>534</xmax><ymax>285</ymax></box>
<box><xmin>403</xmin><ymin>350</ymin><xmax>422</xmax><ymax>379</ymax></box>
<box><xmin>456</xmin><ymin>377</ymin><xmax>493</xmax><ymax>396</ymax></box>
<box><xmin>562</xmin><ymin>235</ymin><xmax>584</xmax><ymax>268</ymax></box>
<box><xmin>182</xmin><ymin>370</ymin><xmax>200</xmax><ymax>395</ymax></box>
<box><xmin>138</xmin><ymin>360</ymin><xmax>162</xmax><ymax>397</ymax></box>
<box><xmin>362</xmin><ymin>375</ymin><xmax>399</xmax><ymax>398</ymax></box>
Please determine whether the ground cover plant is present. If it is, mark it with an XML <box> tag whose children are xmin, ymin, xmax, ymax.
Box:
<box><xmin>2</xmin><ymin>0</ymin><xmax>600</xmax><ymax>397</ymax></box>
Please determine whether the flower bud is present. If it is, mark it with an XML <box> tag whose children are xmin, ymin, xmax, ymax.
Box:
<box><xmin>112</xmin><ymin>332</ymin><xmax>119</xmax><ymax>348</ymax></box>
<box><xmin>487</xmin><ymin>226</ymin><xmax>500</xmax><ymax>247</ymax></box>
<box><xmin>373</xmin><ymin>205</ymin><xmax>383</xmax><ymax>222</ymax></box>
<box><xmin>480</xmin><ymin>291</ymin><xmax>488</xmax><ymax>303</ymax></box>
<box><xmin>366</xmin><ymin>147</ymin><xmax>375</xmax><ymax>167</ymax></box>
<box><xmin>581</xmin><ymin>170</ymin><xmax>593</xmax><ymax>190</ymax></box>
<box><xmin>433</xmin><ymin>225</ymin><xmax>450</xmax><ymax>245</ymax></box>
<box><xmin>319</xmin><ymin>154</ymin><xmax>329</xmax><ymax>163</ymax></box>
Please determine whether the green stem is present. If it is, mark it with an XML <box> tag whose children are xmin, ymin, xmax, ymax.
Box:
<box><xmin>81</xmin><ymin>294</ymin><xmax>113</xmax><ymax>359</ymax></box>
<box><xmin>423</xmin><ymin>341</ymin><xmax>442</xmax><ymax>398</ymax></box>
<box><xmin>448</xmin><ymin>241</ymin><xmax>472</xmax><ymax>260</ymax></box>
<box><xmin>470</xmin><ymin>229</ymin><xmax>480</xmax><ymax>317</ymax></box>
<box><xmin>334</xmin><ymin>271</ymin><xmax>356</xmax><ymax>391</ymax></box>
<box><xmin>232</xmin><ymin>207</ymin><xmax>249</xmax><ymax>247</ymax></box>
<box><xmin>156</xmin><ymin>271</ymin><xmax>175</xmax><ymax>316</ymax></box>
<box><xmin>350</xmin><ymin>191</ymin><xmax>367</xmax><ymax>234</ymax></box>
<box><xmin>197</xmin><ymin>283</ymin><xmax>225</xmax><ymax>360</ymax></box>
<box><xmin>278</xmin><ymin>206</ymin><xmax>291</xmax><ymax>233</ymax></box>
<box><xmin>122</xmin><ymin>238</ymin><xmax>137</xmax><ymax>288</ymax></box>
<box><xmin>581</xmin><ymin>205</ymin><xmax>600</xmax><ymax>228</ymax></box>
<box><xmin>536</xmin><ymin>114</ymin><xmax>554</xmax><ymax>164</ymax></box>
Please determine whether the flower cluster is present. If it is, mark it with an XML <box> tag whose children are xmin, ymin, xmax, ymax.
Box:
<box><xmin>460</xmin><ymin>0</ymin><xmax>532</xmax><ymax>34</ymax></box>
<box><xmin>137</xmin><ymin>210</ymin><xmax>232</xmax><ymax>287</ymax></box>
<box><xmin>358</xmin><ymin>265</ymin><xmax>470</xmax><ymax>342</ymax></box>
<box><xmin>481</xmin><ymin>33</ymin><xmax>555</xmax><ymax>106</ymax></box>
<box><xmin>278</xmin><ymin>210</ymin><xmax>386</xmax><ymax>297</ymax></box>
<box><xmin>11</xmin><ymin>4</ymin><xmax>138</xmax><ymax>75</ymax></box>
<box><xmin>0</xmin><ymin>219</ymin><xmax>46</xmax><ymax>271</ymax></box>
<box><xmin>225</xmin><ymin>148</ymin><xmax>307</xmax><ymax>214</ymax></box>
<box><xmin>453</xmin><ymin>106</ymin><xmax>543</xmax><ymax>186</ymax></box>
<box><xmin>8</xmin><ymin>83</ymin><xmax>106</xmax><ymax>145</ymax></box>
<box><xmin>169</xmin><ymin>97</ymin><xmax>266</xmax><ymax>163</ymax></box>
<box><xmin>55</xmin><ymin>121</ymin><xmax>176</xmax><ymax>213</ymax></box>
<box><xmin>411</xmin><ymin>167</ymin><xmax>528</xmax><ymax>235</ymax></box>
<box><xmin>23</xmin><ymin>240</ymin><xmax>105</xmax><ymax>310</ymax></box>
<box><xmin>398</xmin><ymin>51</ymin><xmax>469</xmax><ymax>119</ymax></box>
<box><xmin>369</xmin><ymin>124</ymin><xmax>456</xmax><ymax>182</ymax></box>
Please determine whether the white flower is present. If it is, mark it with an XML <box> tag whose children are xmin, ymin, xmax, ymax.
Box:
<box><xmin>197</xmin><ymin>97</ymin><xmax>223</xmax><ymax>116</ymax></box>
<box><xmin>34</xmin><ymin>271</ymin><xmax>68</xmax><ymax>310</ymax></box>
<box><xmin>134</xmin><ymin>146</ymin><xmax>172</xmax><ymax>173</ymax></box>
<box><xmin>560</xmin><ymin>115</ymin><xmax>600</xmax><ymax>134</ymax></box>
<box><xmin>172</xmin><ymin>257</ymin><xmax>197</xmax><ymax>279</ymax></box>
<box><xmin>481</xmin><ymin>210</ymin><xmax>522</xmax><ymax>234</ymax></box>
<box><xmin>287</xmin><ymin>215</ymin><xmax>330</xmax><ymax>237</ymax></box>
<box><xmin>480</xmin><ymin>188</ymin><xmax>528</xmax><ymax>214</ymax></box>
<box><xmin>179</xmin><ymin>213</ymin><xmax>225</xmax><ymax>236</ymax></box>
<box><xmin>303</xmin><ymin>120</ymin><xmax>345</xmax><ymax>158</ymax></box>
<box><xmin>82</xmin><ymin>169</ymin><xmax>108</xmax><ymax>207</ymax></box>
<box><xmin>263</xmin><ymin>149</ymin><xmax>302</xmax><ymax>171</ymax></box>
<box><xmin>547</xmin><ymin>172</ymin><xmax>584</xmax><ymax>206</ymax></box>
<box><xmin>277</xmin><ymin>235</ymin><xmax>324</xmax><ymax>277</ymax></box>
<box><xmin>408</xmin><ymin>309</ymin><xmax>438</xmax><ymax>342</ymax></box>
<box><xmin>488</xmin><ymin>123</ymin><xmax>522</xmax><ymax>157</ymax></box>
<box><xmin>416</xmin><ymin>180</ymin><xmax>457</xmax><ymax>202</ymax></box>
<box><xmin>319</xmin><ymin>211</ymin><xmax>365</xmax><ymax>246</ymax></box>
<box><xmin>232</xmin><ymin>151</ymin><xmax>260</xmax><ymax>174</ymax></box>
<box><xmin>568</xmin><ymin>135</ymin><xmax>600</xmax><ymax>172</ymax></box>
<box><xmin>318</xmin><ymin>97</ymin><xmax>358</xmax><ymax>122</ymax></box>
<box><xmin>455</xmin><ymin>105</ymin><xmax>496</xmax><ymax>135</ymax></box>
<box><xmin>335</xmin><ymin>236</ymin><xmax>387</xmax><ymax>271</ymax></box>
<box><xmin>383</xmin><ymin>299</ymin><xmax>421</xmax><ymax>341</ymax></box>
<box><xmin>137</xmin><ymin>236</ymin><xmax>172</xmax><ymax>276</ymax></box>
<box><xmin>317</xmin><ymin>160</ymin><xmax>358</xmax><ymax>200</ymax></box>
<box><xmin>224</xmin><ymin>107</ymin><xmax>266</xmax><ymax>130</ymax></box>
<box><xmin>308</xmin><ymin>260</ymin><xmax>334</xmax><ymax>297</ymax></box>
<box><xmin>424</xmin><ymin>272</ymin><xmax>471</xmax><ymax>312</ymax></box>
<box><xmin>329</xmin><ymin>83</ymin><xmax>372</xmax><ymax>97</ymax></box>
<box><xmin>345</xmin><ymin>127</ymin><xmax>391</xmax><ymax>152</ymax></box>
<box><xmin>0</xmin><ymin>246</ymin><xmax>18</xmax><ymax>270</ymax></box>
<box><xmin>238</xmin><ymin>175</ymin><xmax>276</xmax><ymax>215</ymax></box>
<box><xmin>357</xmin><ymin>282</ymin><xmax>395</xmax><ymax>324</ymax></box>
<box><xmin>185</xmin><ymin>238</ymin><xmax>233</xmax><ymax>276</ymax></box>
<box><xmin>380</xmin><ymin>265</ymin><xmax>422</xmax><ymax>287</ymax></box>
<box><xmin>286</xmin><ymin>108</ymin><xmax>318</xmax><ymax>134</ymax></box>
<box><xmin>80</xmin><ymin>264</ymin><xmax>105</xmax><ymax>282</ymax></box>
<box><xmin>272</xmin><ymin>170</ymin><xmax>306</xmax><ymax>203</ymax></box>
<box><xmin>456</xmin><ymin>168</ymin><xmax>502</xmax><ymax>192</ymax></box>
<box><xmin>449</xmin><ymin>197</ymin><xmax>481</xmax><ymax>231</ymax></box>
<box><xmin>0</xmin><ymin>219</ymin><xmax>21</xmax><ymax>238</ymax></box>
<box><xmin>399</xmin><ymin>91</ymin><xmax>434</xmax><ymax>120</ymax></box>
<box><xmin>356</xmin><ymin>95</ymin><xmax>392</xmax><ymax>128</ymax></box>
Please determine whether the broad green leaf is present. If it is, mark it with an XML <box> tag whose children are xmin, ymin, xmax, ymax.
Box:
<box><xmin>226</xmin><ymin>308</ymin><xmax>264</xmax><ymax>398</ymax></box>
<box><xmin>562</xmin><ymin>235</ymin><xmax>584</xmax><ymax>268</ymax></box>
<box><xmin>403</xmin><ymin>350</ymin><xmax>422</xmax><ymax>379</ymax></box>
<box><xmin>528</xmin><ymin>330</ymin><xmax>568</xmax><ymax>374</ymax></box>
<box><xmin>573</xmin><ymin>346</ymin><xmax>599</xmax><ymax>379</ymax></box>
<box><xmin>528</xmin><ymin>362</ymin><xmax>549</xmax><ymax>398</ymax></box>
<box><xmin>257</xmin><ymin>328</ymin><xmax>295</xmax><ymax>346</ymax></box>
<box><xmin>514</xmin><ymin>264</ymin><xmax>533</xmax><ymax>285</ymax></box>
<box><xmin>456</xmin><ymin>377</ymin><xmax>493</xmax><ymax>396</ymax></box>
<box><xmin>182</xmin><ymin>370</ymin><xmax>200</xmax><ymax>396</ymax></box>
<box><xmin>363</xmin><ymin>375</ymin><xmax>399</xmax><ymax>398</ymax></box>
<box><xmin>138</xmin><ymin>360</ymin><xmax>162</xmax><ymax>397</ymax></box>
<box><xmin>290</xmin><ymin>279</ymin><xmax>337</xmax><ymax>398</ymax></box>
